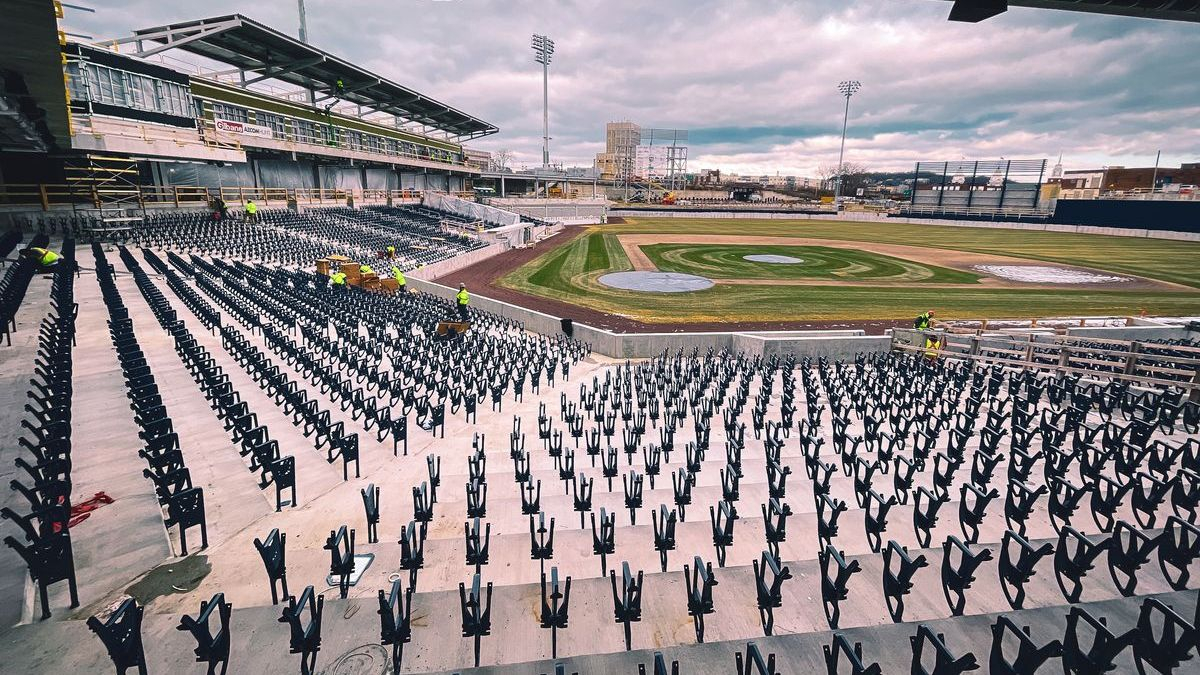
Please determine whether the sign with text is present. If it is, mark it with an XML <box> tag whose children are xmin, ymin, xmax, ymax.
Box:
<box><xmin>214</xmin><ymin>118</ymin><xmax>274</xmax><ymax>140</ymax></box>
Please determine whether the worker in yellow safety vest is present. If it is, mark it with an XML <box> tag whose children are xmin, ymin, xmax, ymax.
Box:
<box><xmin>360</xmin><ymin>263</ymin><xmax>374</xmax><ymax>275</ymax></box>
<box><xmin>245</xmin><ymin>200</ymin><xmax>259</xmax><ymax>223</ymax></box>
<box><xmin>386</xmin><ymin>245</ymin><xmax>396</xmax><ymax>258</ymax></box>
<box><xmin>924</xmin><ymin>336</ymin><xmax>942</xmax><ymax>360</ymax></box>
<box><xmin>914</xmin><ymin>310</ymin><xmax>935</xmax><ymax>331</ymax></box>
<box><xmin>456</xmin><ymin>284</ymin><xmax>470</xmax><ymax>321</ymax></box>
<box><xmin>21</xmin><ymin>246</ymin><xmax>60</xmax><ymax>270</ymax></box>
<box><xmin>330</xmin><ymin>271</ymin><xmax>347</xmax><ymax>289</ymax></box>
<box><xmin>392</xmin><ymin>265</ymin><xmax>407</xmax><ymax>293</ymax></box>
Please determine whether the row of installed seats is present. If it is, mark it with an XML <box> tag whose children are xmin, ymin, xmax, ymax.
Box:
<box><xmin>92</xmin><ymin>243</ymin><xmax>210</xmax><ymax>558</ymax></box>
<box><xmin>372</xmin><ymin>204</ymin><xmax>482</xmax><ymax>229</ymax></box>
<box><xmin>130</xmin><ymin>212</ymin><xmax>339</xmax><ymax>268</ymax></box>
<box><xmin>173</xmin><ymin>255</ymin><xmax>587</xmax><ymax>440</ymax></box>
<box><xmin>142</xmin><ymin>247</ymin><xmax>358</xmax><ymax>494</ymax></box>
<box><xmin>374</xmin><ymin>345</ymin><xmax>1197</xmax><ymax>672</ymax></box>
<box><xmin>259</xmin><ymin>206</ymin><xmax>482</xmax><ymax>269</ymax></box>
<box><xmin>78</xmin><ymin>340</ymin><xmax>1200</xmax><ymax>675</ymax></box>
<box><xmin>12</xmin><ymin>216</ymin><xmax>104</xmax><ymax>237</ymax></box>
<box><xmin>3</xmin><ymin>243</ymin><xmax>76</xmax><ymax>619</ymax></box>
<box><xmin>127</xmin><ymin>206</ymin><xmax>483</xmax><ymax>271</ymax></box>
<box><xmin>2</xmin><ymin>230</ymin><xmax>45</xmax><ymax>345</ymax></box>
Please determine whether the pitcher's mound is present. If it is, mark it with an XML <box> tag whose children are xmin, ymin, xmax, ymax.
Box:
<box><xmin>744</xmin><ymin>254</ymin><xmax>804</xmax><ymax>264</ymax></box>
<box><xmin>598</xmin><ymin>271</ymin><xmax>714</xmax><ymax>292</ymax></box>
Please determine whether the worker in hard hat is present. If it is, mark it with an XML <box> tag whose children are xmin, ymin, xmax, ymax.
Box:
<box><xmin>244</xmin><ymin>199</ymin><xmax>259</xmax><ymax>223</ymax></box>
<box><xmin>914</xmin><ymin>310</ymin><xmax>936</xmax><ymax>331</ymax></box>
<box><xmin>386</xmin><ymin>245</ymin><xmax>396</xmax><ymax>259</ymax></box>
<box><xmin>392</xmin><ymin>265</ymin><xmax>407</xmax><ymax>294</ymax></box>
<box><xmin>456</xmin><ymin>283</ymin><xmax>470</xmax><ymax>321</ymax></box>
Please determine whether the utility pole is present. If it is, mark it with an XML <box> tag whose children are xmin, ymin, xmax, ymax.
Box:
<box><xmin>834</xmin><ymin>80</ymin><xmax>861</xmax><ymax>204</ymax></box>
<box><xmin>532</xmin><ymin>34</ymin><xmax>555</xmax><ymax>171</ymax></box>
<box><xmin>1150</xmin><ymin>149</ymin><xmax>1161</xmax><ymax>193</ymax></box>
<box><xmin>298</xmin><ymin>0</ymin><xmax>308</xmax><ymax>42</ymax></box>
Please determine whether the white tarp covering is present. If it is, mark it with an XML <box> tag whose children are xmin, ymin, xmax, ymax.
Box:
<box><xmin>423</xmin><ymin>193</ymin><xmax>521</xmax><ymax>227</ymax></box>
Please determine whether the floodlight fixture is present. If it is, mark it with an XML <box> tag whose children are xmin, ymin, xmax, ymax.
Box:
<box><xmin>834</xmin><ymin>80</ymin><xmax>863</xmax><ymax>203</ymax></box>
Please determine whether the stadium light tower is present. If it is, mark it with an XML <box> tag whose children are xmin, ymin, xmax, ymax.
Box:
<box><xmin>532</xmin><ymin>34</ymin><xmax>554</xmax><ymax>170</ymax></box>
<box><xmin>834</xmin><ymin>80</ymin><xmax>861</xmax><ymax>203</ymax></box>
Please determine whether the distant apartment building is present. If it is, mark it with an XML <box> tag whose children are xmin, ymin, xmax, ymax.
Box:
<box><xmin>595</xmin><ymin>121</ymin><xmax>641</xmax><ymax>180</ymax></box>
<box><xmin>1060</xmin><ymin>169</ymin><xmax>1107</xmax><ymax>199</ymax></box>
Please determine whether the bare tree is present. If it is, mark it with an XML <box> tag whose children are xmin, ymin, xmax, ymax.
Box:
<box><xmin>490</xmin><ymin>148</ymin><xmax>513</xmax><ymax>172</ymax></box>
<box><xmin>819</xmin><ymin>161</ymin><xmax>869</xmax><ymax>194</ymax></box>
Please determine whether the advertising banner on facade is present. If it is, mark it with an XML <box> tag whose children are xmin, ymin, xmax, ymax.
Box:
<box><xmin>214</xmin><ymin>118</ymin><xmax>274</xmax><ymax>139</ymax></box>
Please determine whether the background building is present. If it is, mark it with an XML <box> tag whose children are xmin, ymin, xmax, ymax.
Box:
<box><xmin>594</xmin><ymin>121</ymin><xmax>641</xmax><ymax>181</ymax></box>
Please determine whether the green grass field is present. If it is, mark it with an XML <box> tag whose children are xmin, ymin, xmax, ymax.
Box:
<box><xmin>499</xmin><ymin>219</ymin><xmax>1200</xmax><ymax>323</ymax></box>
<box><xmin>641</xmin><ymin>243</ymin><xmax>980</xmax><ymax>283</ymax></box>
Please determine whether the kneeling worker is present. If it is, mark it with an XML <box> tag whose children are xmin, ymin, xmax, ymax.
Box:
<box><xmin>456</xmin><ymin>283</ymin><xmax>470</xmax><ymax>321</ymax></box>
<box><xmin>392</xmin><ymin>265</ymin><xmax>407</xmax><ymax>293</ymax></box>
<box><xmin>360</xmin><ymin>263</ymin><xmax>374</xmax><ymax>276</ymax></box>
<box><xmin>21</xmin><ymin>246</ymin><xmax>60</xmax><ymax>271</ymax></box>
<box><xmin>330</xmin><ymin>270</ymin><xmax>347</xmax><ymax>290</ymax></box>
<box><xmin>914</xmin><ymin>310</ymin><xmax>935</xmax><ymax>331</ymax></box>
<box><xmin>386</xmin><ymin>245</ymin><xmax>396</xmax><ymax>259</ymax></box>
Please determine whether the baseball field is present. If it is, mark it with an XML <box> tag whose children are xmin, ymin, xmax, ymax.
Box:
<box><xmin>483</xmin><ymin>217</ymin><xmax>1200</xmax><ymax>328</ymax></box>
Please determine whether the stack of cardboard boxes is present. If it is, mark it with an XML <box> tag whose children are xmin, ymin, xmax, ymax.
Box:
<box><xmin>316</xmin><ymin>254</ymin><xmax>395</xmax><ymax>292</ymax></box>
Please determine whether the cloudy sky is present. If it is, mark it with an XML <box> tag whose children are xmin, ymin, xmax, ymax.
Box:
<box><xmin>66</xmin><ymin>0</ymin><xmax>1200</xmax><ymax>177</ymax></box>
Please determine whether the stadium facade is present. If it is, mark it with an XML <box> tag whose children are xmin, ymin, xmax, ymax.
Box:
<box><xmin>1</xmin><ymin>7</ymin><xmax>496</xmax><ymax>215</ymax></box>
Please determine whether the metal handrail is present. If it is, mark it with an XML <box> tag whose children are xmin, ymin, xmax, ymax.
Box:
<box><xmin>0</xmin><ymin>184</ymin><xmax>427</xmax><ymax>210</ymax></box>
<box><xmin>893</xmin><ymin>328</ymin><xmax>1200</xmax><ymax>394</ymax></box>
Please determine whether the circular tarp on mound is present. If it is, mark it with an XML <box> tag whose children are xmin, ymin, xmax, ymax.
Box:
<box><xmin>743</xmin><ymin>254</ymin><xmax>804</xmax><ymax>264</ymax></box>
<box><xmin>973</xmin><ymin>265</ymin><xmax>1130</xmax><ymax>284</ymax></box>
<box><xmin>598</xmin><ymin>271</ymin><xmax>714</xmax><ymax>293</ymax></box>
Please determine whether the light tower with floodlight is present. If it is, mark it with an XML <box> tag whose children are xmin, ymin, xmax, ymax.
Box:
<box><xmin>834</xmin><ymin>80</ymin><xmax>861</xmax><ymax>203</ymax></box>
<box><xmin>532</xmin><ymin>34</ymin><xmax>555</xmax><ymax>170</ymax></box>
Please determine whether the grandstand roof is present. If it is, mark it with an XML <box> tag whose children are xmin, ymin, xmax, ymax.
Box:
<box><xmin>111</xmin><ymin>14</ymin><xmax>498</xmax><ymax>140</ymax></box>
<box><xmin>943</xmin><ymin>0</ymin><xmax>1200</xmax><ymax>23</ymax></box>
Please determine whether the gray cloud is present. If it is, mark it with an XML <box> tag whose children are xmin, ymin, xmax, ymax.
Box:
<box><xmin>64</xmin><ymin>0</ymin><xmax>1200</xmax><ymax>175</ymax></box>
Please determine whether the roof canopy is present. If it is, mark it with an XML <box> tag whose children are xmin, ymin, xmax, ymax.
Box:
<box><xmin>112</xmin><ymin>14</ymin><xmax>497</xmax><ymax>140</ymax></box>
<box><xmin>944</xmin><ymin>0</ymin><xmax>1200</xmax><ymax>23</ymax></box>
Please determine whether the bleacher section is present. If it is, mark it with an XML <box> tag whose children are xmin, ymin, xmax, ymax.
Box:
<box><xmin>0</xmin><ymin>214</ymin><xmax>1198</xmax><ymax>674</ymax></box>
<box><xmin>125</xmin><ymin>206</ymin><xmax>485</xmax><ymax>270</ymax></box>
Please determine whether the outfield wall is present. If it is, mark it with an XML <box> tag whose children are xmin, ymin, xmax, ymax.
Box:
<box><xmin>407</xmin><ymin>277</ymin><xmax>891</xmax><ymax>358</ymax></box>
<box><xmin>608</xmin><ymin>209</ymin><xmax>1200</xmax><ymax>242</ymax></box>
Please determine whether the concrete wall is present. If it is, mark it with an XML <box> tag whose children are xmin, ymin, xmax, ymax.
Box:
<box><xmin>1065</xmin><ymin>325</ymin><xmax>1193</xmax><ymax>342</ymax></box>
<box><xmin>492</xmin><ymin>198</ymin><xmax>608</xmax><ymax>225</ymax></box>
<box><xmin>409</xmin><ymin>277</ymin><xmax>892</xmax><ymax>358</ymax></box>
<box><xmin>407</xmin><ymin>242</ymin><xmax>508</xmax><ymax>281</ymax></box>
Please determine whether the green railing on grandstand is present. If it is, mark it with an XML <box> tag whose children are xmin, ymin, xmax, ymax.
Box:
<box><xmin>0</xmin><ymin>185</ymin><xmax>449</xmax><ymax>210</ymax></box>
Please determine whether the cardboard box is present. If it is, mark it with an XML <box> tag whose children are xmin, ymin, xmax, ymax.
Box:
<box><xmin>316</xmin><ymin>259</ymin><xmax>331</xmax><ymax>276</ymax></box>
<box><xmin>380</xmin><ymin>278</ymin><xmax>399</xmax><ymax>293</ymax></box>
<box><xmin>340</xmin><ymin>262</ymin><xmax>361</xmax><ymax>284</ymax></box>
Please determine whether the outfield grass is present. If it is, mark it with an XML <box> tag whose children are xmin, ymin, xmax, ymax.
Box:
<box><xmin>583</xmin><ymin>232</ymin><xmax>611</xmax><ymax>272</ymax></box>
<box><xmin>499</xmin><ymin>220</ymin><xmax>1200</xmax><ymax>323</ymax></box>
<box><xmin>641</xmin><ymin>243</ymin><xmax>980</xmax><ymax>283</ymax></box>
<box><xmin>608</xmin><ymin>218</ymin><xmax>1200</xmax><ymax>288</ymax></box>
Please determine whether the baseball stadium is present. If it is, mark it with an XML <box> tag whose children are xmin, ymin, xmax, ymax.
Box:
<box><xmin>2</xmin><ymin>1</ymin><xmax>1200</xmax><ymax>675</ymax></box>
